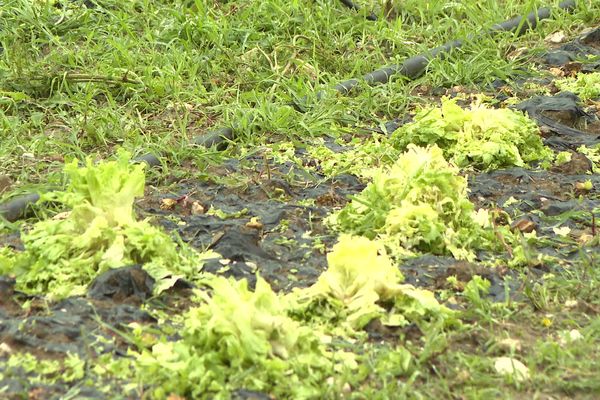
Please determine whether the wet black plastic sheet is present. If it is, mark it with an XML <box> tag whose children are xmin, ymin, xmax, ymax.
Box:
<box><xmin>515</xmin><ymin>92</ymin><xmax>600</xmax><ymax>150</ymax></box>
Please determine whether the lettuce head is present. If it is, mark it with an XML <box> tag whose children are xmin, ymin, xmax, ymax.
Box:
<box><xmin>332</xmin><ymin>145</ymin><xmax>493</xmax><ymax>261</ymax></box>
<box><xmin>290</xmin><ymin>235</ymin><xmax>454</xmax><ymax>330</ymax></box>
<box><xmin>7</xmin><ymin>150</ymin><xmax>206</xmax><ymax>299</ymax></box>
<box><xmin>390</xmin><ymin>97</ymin><xmax>552</xmax><ymax>170</ymax></box>
<box><xmin>135</xmin><ymin>275</ymin><xmax>331</xmax><ymax>399</ymax></box>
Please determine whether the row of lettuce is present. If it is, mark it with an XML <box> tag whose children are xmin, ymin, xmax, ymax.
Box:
<box><xmin>1</xmin><ymin>88</ymin><xmax>599</xmax><ymax>397</ymax></box>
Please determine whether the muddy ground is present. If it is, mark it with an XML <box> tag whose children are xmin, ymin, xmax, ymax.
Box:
<box><xmin>1</xmin><ymin>26</ymin><xmax>599</xmax><ymax>400</ymax></box>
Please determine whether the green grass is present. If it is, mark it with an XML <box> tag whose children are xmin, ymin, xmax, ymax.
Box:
<box><xmin>1</xmin><ymin>0</ymin><xmax>597</xmax><ymax>191</ymax></box>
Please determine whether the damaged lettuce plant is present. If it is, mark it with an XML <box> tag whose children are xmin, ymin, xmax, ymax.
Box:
<box><xmin>390</xmin><ymin>97</ymin><xmax>553</xmax><ymax>170</ymax></box>
<box><xmin>134</xmin><ymin>275</ymin><xmax>335</xmax><ymax>399</ymax></box>
<box><xmin>331</xmin><ymin>145</ymin><xmax>497</xmax><ymax>261</ymax></box>
<box><xmin>289</xmin><ymin>235</ymin><xmax>454</xmax><ymax>331</ymax></box>
<box><xmin>555</xmin><ymin>72</ymin><xmax>600</xmax><ymax>101</ymax></box>
<box><xmin>133</xmin><ymin>235</ymin><xmax>447</xmax><ymax>398</ymax></box>
<box><xmin>3</xmin><ymin>150</ymin><xmax>205</xmax><ymax>299</ymax></box>
<box><xmin>306</xmin><ymin>136</ymin><xmax>398</xmax><ymax>179</ymax></box>
<box><xmin>2</xmin><ymin>352</ymin><xmax>85</xmax><ymax>385</ymax></box>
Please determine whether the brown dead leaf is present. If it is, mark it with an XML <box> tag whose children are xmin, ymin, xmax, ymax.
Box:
<box><xmin>191</xmin><ymin>201</ymin><xmax>205</xmax><ymax>215</ymax></box>
<box><xmin>551</xmin><ymin>153</ymin><xmax>593</xmax><ymax>175</ymax></box>
<box><xmin>28</xmin><ymin>388</ymin><xmax>47</xmax><ymax>400</ymax></box>
<box><xmin>507</xmin><ymin>46</ymin><xmax>528</xmax><ymax>60</ymax></box>
<box><xmin>0</xmin><ymin>175</ymin><xmax>12</xmax><ymax>194</ymax></box>
<box><xmin>564</xmin><ymin>62</ymin><xmax>582</xmax><ymax>77</ymax></box>
<box><xmin>545</xmin><ymin>31</ymin><xmax>567</xmax><ymax>44</ymax></box>
<box><xmin>45</xmin><ymin>154</ymin><xmax>65</xmax><ymax>163</ymax></box>
<box><xmin>160</xmin><ymin>198</ymin><xmax>178</xmax><ymax>210</ymax></box>
<box><xmin>548</xmin><ymin>67</ymin><xmax>565</xmax><ymax>78</ymax></box>
<box><xmin>245</xmin><ymin>217</ymin><xmax>263</xmax><ymax>230</ymax></box>
<box><xmin>511</xmin><ymin>218</ymin><xmax>536</xmax><ymax>233</ymax></box>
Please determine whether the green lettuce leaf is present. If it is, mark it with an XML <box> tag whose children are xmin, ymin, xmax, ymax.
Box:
<box><xmin>332</xmin><ymin>145</ymin><xmax>494</xmax><ymax>260</ymax></box>
<box><xmin>290</xmin><ymin>235</ymin><xmax>454</xmax><ymax>330</ymax></box>
<box><xmin>7</xmin><ymin>150</ymin><xmax>208</xmax><ymax>299</ymax></box>
<box><xmin>390</xmin><ymin>97</ymin><xmax>552</xmax><ymax>170</ymax></box>
<box><xmin>555</xmin><ymin>72</ymin><xmax>600</xmax><ymax>101</ymax></box>
<box><xmin>135</xmin><ymin>275</ymin><xmax>332</xmax><ymax>399</ymax></box>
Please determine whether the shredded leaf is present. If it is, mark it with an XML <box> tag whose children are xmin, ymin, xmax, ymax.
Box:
<box><xmin>290</xmin><ymin>235</ymin><xmax>455</xmax><ymax>330</ymax></box>
<box><xmin>6</xmin><ymin>150</ymin><xmax>208</xmax><ymax>299</ymax></box>
<box><xmin>555</xmin><ymin>72</ymin><xmax>600</xmax><ymax>101</ymax></box>
<box><xmin>331</xmin><ymin>145</ymin><xmax>496</xmax><ymax>260</ymax></box>
<box><xmin>306</xmin><ymin>137</ymin><xmax>396</xmax><ymax>179</ymax></box>
<box><xmin>135</xmin><ymin>275</ymin><xmax>333</xmax><ymax>399</ymax></box>
<box><xmin>390</xmin><ymin>97</ymin><xmax>552</xmax><ymax>170</ymax></box>
<box><xmin>133</xmin><ymin>237</ymin><xmax>453</xmax><ymax>397</ymax></box>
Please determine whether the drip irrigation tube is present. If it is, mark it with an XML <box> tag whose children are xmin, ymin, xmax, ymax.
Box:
<box><xmin>309</xmin><ymin>0</ymin><xmax>576</xmax><ymax>100</ymax></box>
<box><xmin>0</xmin><ymin>193</ymin><xmax>41</xmax><ymax>223</ymax></box>
<box><xmin>132</xmin><ymin>127</ymin><xmax>235</xmax><ymax>168</ymax></box>
<box><xmin>0</xmin><ymin>0</ymin><xmax>578</xmax><ymax>223</ymax></box>
<box><xmin>339</xmin><ymin>0</ymin><xmax>378</xmax><ymax>21</ymax></box>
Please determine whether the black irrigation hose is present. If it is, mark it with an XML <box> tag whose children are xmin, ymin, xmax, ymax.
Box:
<box><xmin>339</xmin><ymin>0</ymin><xmax>378</xmax><ymax>21</ymax></box>
<box><xmin>0</xmin><ymin>0</ymin><xmax>578</xmax><ymax>223</ymax></box>
<box><xmin>306</xmin><ymin>0</ymin><xmax>576</xmax><ymax>101</ymax></box>
<box><xmin>325</xmin><ymin>39</ymin><xmax>465</xmax><ymax>98</ymax></box>
<box><xmin>0</xmin><ymin>193</ymin><xmax>41</xmax><ymax>223</ymax></box>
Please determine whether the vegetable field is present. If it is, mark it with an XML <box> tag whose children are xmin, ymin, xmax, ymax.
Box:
<box><xmin>1</xmin><ymin>1</ymin><xmax>599</xmax><ymax>399</ymax></box>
